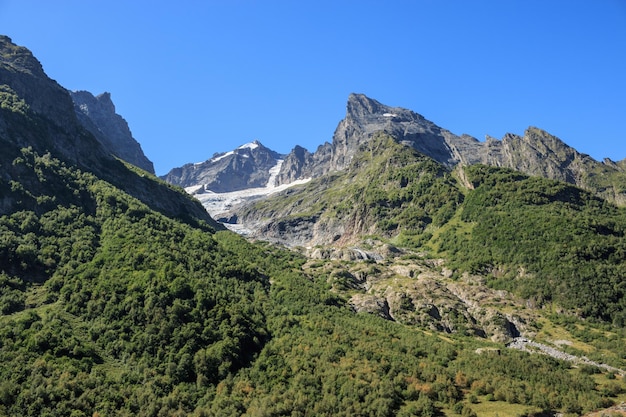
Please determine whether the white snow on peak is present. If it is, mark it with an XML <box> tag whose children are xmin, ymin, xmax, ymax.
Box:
<box><xmin>208</xmin><ymin>150</ymin><xmax>234</xmax><ymax>164</ymax></box>
<box><xmin>238</xmin><ymin>141</ymin><xmax>260</xmax><ymax>150</ymax></box>
<box><xmin>383</xmin><ymin>113</ymin><xmax>397</xmax><ymax>118</ymax></box>
<box><xmin>203</xmin><ymin>141</ymin><xmax>260</xmax><ymax>164</ymax></box>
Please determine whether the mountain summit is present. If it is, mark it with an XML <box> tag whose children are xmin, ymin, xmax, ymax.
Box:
<box><xmin>162</xmin><ymin>140</ymin><xmax>285</xmax><ymax>193</ymax></box>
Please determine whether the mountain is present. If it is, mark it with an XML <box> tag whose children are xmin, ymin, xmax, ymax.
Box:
<box><xmin>282</xmin><ymin>93</ymin><xmax>626</xmax><ymax>203</ymax></box>
<box><xmin>70</xmin><ymin>90</ymin><xmax>155</xmax><ymax>174</ymax></box>
<box><xmin>162</xmin><ymin>140</ymin><xmax>284</xmax><ymax>192</ymax></box>
<box><xmin>2</xmin><ymin>35</ymin><xmax>626</xmax><ymax>416</ymax></box>
<box><xmin>177</xmin><ymin>93</ymin><xmax>626</xmax><ymax>236</ymax></box>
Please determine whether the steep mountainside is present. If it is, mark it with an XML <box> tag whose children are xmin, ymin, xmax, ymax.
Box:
<box><xmin>0</xmin><ymin>35</ymin><xmax>214</xmax><ymax>228</ymax></box>
<box><xmin>70</xmin><ymin>90</ymin><xmax>155</xmax><ymax>174</ymax></box>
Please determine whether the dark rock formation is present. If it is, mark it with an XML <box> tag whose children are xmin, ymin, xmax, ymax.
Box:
<box><xmin>70</xmin><ymin>90</ymin><xmax>155</xmax><ymax>173</ymax></box>
<box><xmin>274</xmin><ymin>145</ymin><xmax>313</xmax><ymax>185</ymax></box>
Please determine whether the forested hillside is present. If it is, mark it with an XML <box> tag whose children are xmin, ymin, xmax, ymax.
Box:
<box><xmin>435</xmin><ymin>165</ymin><xmax>626</xmax><ymax>326</ymax></box>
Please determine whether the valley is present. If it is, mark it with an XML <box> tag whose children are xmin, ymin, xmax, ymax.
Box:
<box><xmin>1</xmin><ymin>35</ymin><xmax>626</xmax><ymax>416</ymax></box>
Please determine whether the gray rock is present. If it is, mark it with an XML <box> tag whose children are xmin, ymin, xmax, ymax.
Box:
<box><xmin>70</xmin><ymin>90</ymin><xmax>155</xmax><ymax>173</ymax></box>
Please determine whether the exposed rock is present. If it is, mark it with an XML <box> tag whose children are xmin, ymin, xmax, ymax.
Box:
<box><xmin>507</xmin><ymin>337</ymin><xmax>625</xmax><ymax>376</ymax></box>
<box><xmin>350</xmin><ymin>294</ymin><xmax>392</xmax><ymax>320</ymax></box>
<box><xmin>307</xmin><ymin>246</ymin><xmax>384</xmax><ymax>261</ymax></box>
<box><xmin>70</xmin><ymin>90</ymin><xmax>155</xmax><ymax>173</ymax></box>
<box><xmin>275</xmin><ymin>145</ymin><xmax>314</xmax><ymax>185</ymax></box>
<box><xmin>309</xmin><ymin>252</ymin><xmax>537</xmax><ymax>342</ymax></box>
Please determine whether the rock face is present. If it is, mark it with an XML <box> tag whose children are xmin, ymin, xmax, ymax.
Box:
<box><xmin>273</xmin><ymin>93</ymin><xmax>477</xmax><ymax>184</ymax></box>
<box><xmin>274</xmin><ymin>145</ymin><xmax>314</xmax><ymax>185</ymax></box>
<box><xmin>305</xmin><ymin>250</ymin><xmax>532</xmax><ymax>343</ymax></box>
<box><xmin>70</xmin><ymin>90</ymin><xmax>155</xmax><ymax>173</ymax></box>
<box><xmin>162</xmin><ymin>140</ymin><xmax>285</xmax><ymax>193</ymax></box>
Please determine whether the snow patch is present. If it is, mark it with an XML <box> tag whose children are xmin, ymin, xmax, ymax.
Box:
<box><xmin>238</xmin><ymin>141</ymin><xmax>259</xmax><ymax>150</ymax></box>
<box><xmin>184</xmin><ymin>184</ymin><xmax>204</xmax><ymax>194</ymax></box>
<box><xmin>209</xmin><ymin>150</ymin><xmax>234</xmax><ymax>163</ymax></box>
<box><xmin>186</xmin><ymin>158</ymin><xmax>311</xmax><ymax>233</ymax></box>
<box><xmin>383</xmin><ymin>113</ymin><xmax>397</xmax><ymax>118</ymax></box>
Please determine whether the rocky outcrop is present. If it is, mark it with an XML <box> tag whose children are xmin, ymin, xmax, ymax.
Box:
<box><xmin>274</xmin><ymin>145</ymin><xmax>313</xmax><ymax>185</ymax></box>
<box><xmin>307</xmin><ymin>250</ymin><xmax>534</xmax><ymax>343</ymax></box>
<box><xmin>70</xmin><ymin>90</ymin><xmax>155</xmax><ymax>173</ymax></box>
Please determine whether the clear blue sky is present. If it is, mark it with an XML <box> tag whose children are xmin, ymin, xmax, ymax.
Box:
<box><xmin>1</xmin><ymin>1</ymin><xmax>625</xmax><ymax>175</ymax></box>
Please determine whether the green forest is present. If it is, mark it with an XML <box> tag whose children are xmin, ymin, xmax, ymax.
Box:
<box><xmin>435</xmin><ymin>165</ymin><xmax>626</xmax><ymax>326</ymax></box>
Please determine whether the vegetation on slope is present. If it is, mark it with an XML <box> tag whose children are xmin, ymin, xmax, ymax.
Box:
<box><xmin>1</xmin><ymin>86</ymin><xmax>626</xmax><ymax>415</ymax></box>
<box><xmin>435</xmin><ymin>165</ymin><xmax>626</xmax><ymax>326</ymax></box>
<box><xmin>242</xmin><ymin>134</ymin><xmax>626</xmax><ymax>328</ymax></box>
<box><xmin>240</xmin><ymin>133</ymin><xmax>463</xmax><ymax>247</ymax></box>
<box><xmin>0</xmin><ymin>146</ymin><xmax>268</xmax><ymax>415</ymax></box>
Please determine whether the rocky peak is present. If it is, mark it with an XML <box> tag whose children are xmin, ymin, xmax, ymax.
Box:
<box><xmin>308</xmin><ymin>94</ymin><xmax>462</xmax><ymax>176</ymax></box>
<box><xmin>70</xmin><ymin>90</ymin><xmax>155</xmax><ymax>174</ymax></box>
<box><xmin>346</xmin><ymin>93</ymin><xmax>387</xmax><ymax>119</ymax></box>
<box><xmin>162</xmin><ymin>140</ymin><xmax>286</xmax><ymax>193</ymax></box>
<box><xmin>274</xmin><ymin>145</ymin><xmax>314</xmax><ymax>185</ymax></box>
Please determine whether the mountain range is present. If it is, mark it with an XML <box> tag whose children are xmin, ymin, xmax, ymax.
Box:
<box><xmin>1</xmin><ymin>35</ymin><xmax>625</xmax><ymax>416</ymax></box>
<box><xmin>163</xmin><ymin>92</ymin><xmax>626</xmax><ymax>244</ymax></box>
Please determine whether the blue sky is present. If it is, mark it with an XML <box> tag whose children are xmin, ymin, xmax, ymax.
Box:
<box><xmin>1</xmin><ymin>1</ymin><xmax>625</xmax><ymax>175</ymax></box>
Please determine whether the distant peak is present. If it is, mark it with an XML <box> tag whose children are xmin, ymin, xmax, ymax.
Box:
<box><xmin>71</xmin><ymin>90</ymin><xmax>115</xmax><ymax>113</ymax></box>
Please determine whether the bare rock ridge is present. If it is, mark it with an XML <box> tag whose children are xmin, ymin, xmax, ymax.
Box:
<box><xmin>70</xmin><ymin>90</ymin><xmax>155</xmax><ymax>174</ymax></box>
<box><xmin>271</xmin><ymin>93</ymin><xmax>626</xmax><ymax>201</ymax></box>
<box><xmin>271</xmin><ymin>93</ymin><xmax>475</xmax><ymax>185</ymax></box>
